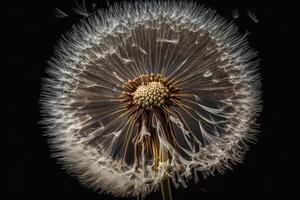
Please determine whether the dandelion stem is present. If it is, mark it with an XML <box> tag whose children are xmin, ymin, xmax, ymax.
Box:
<box><xmin>161</xmin><ymin>176</ymin><xmax>172</xmax><ymax>200</ymax></box>
<box><xmin>159</xmin><ymin>146</ymin><xmax>172</xmax><ymax>200</ymax></box>
<box><xmin>151</xmin><ymin>132</ymin><xmax>173</xmax><ymax>200</ymax></box>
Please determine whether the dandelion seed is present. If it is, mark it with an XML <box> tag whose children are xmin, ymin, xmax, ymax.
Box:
<box><xmin>73</xmin><ymin>0</ymin><xmax>94</xmax><ymax>17</ymax></box>
<box><xmin>92</xmin><ymin>3</ymin><xmax>97</xmax><ymax>10</ymax></box>
<box><xmin>54</xmin><ymin>8</ymin><xmax>68</xmax><ymax>18</ymax></box>
<box><xmin>247</xmin><ymin>10</ymin><xmax>259</xmax><ymax>23</ymax></box>
<box><xmin>40</xmin><ymin>1</ymin><xmax>262</xmax><ymax>199</ymax></box>
<box><xmin>232</xmin><ymin>9</ymin><xmax>239</xmax><ymax>19</ymax></box>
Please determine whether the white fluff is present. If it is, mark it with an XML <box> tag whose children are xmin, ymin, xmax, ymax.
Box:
<box><xmin>40</xmin><ymin>0</ymin><xmax>262</xmax><ymax>198</ymax></box>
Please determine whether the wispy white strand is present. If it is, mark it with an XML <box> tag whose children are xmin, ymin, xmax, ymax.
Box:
<box><xmin>40</xmin><ymin>0</ymin><xmax>261</xmax><ymax>198</ymax></box>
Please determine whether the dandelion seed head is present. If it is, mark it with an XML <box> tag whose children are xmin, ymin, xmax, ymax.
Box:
<box><xmin>41</xmin><ymin>0</ymin><xmax>262</xmax><ymax>198</ymax></box>
<box><xmin>132</xmin><ymin>80</ymin><xmax>169</xmax><ymax>110</ymax></box>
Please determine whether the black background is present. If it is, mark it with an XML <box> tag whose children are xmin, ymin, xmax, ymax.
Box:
<box><xmin>3</xmin><ymin>0</ymin><xmax>297</xmax><ymax>199</ymax></box>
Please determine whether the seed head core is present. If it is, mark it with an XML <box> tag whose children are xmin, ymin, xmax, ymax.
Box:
<box><xmin>132</xmin><ymin>81</ymin><xmax>169</xmax><ymax>110</ymax></box>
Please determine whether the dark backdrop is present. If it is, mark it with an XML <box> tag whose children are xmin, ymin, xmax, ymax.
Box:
<box><xmin>3</xmin><ymin>0</ymin><xmax>297</xmax><ymax>199</ymax></box>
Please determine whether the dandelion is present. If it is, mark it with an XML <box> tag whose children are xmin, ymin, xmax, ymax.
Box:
<box><xmin>40</xmin><ymin>1</ymin><xmax>261</xmax><ymax>199</ymax></box>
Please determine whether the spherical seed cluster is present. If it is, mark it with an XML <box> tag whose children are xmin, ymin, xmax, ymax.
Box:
<box><xmin>132</xmin><ymin>81</ymin><xmax>169</xmax><ymax>110</ymax></box>
<box><xmin>40</xmin><ymin>1</ymin><xmax>262</xmax><ymax>198</ymax></box>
